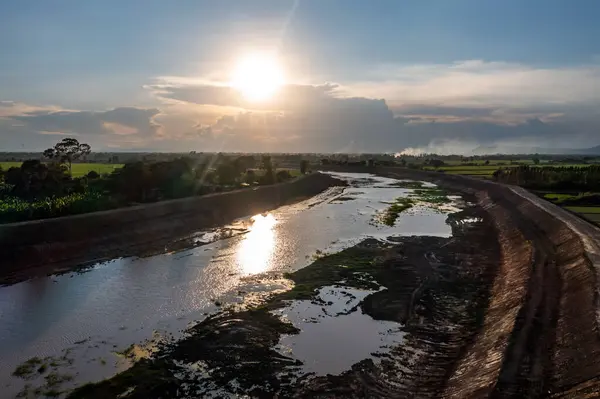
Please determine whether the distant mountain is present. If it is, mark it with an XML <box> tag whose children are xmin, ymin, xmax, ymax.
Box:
<box><xmin>471</xmin><ymin>144</ymin><xmax>600</xmax><ymax>155</ymax></box>
<box><xmin>575</xmin><ymin>145</ymin><xmax>600</xmax><ymax>155</ymax></box>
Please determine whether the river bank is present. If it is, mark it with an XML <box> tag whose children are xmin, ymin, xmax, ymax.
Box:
<box><xmin>0</xmin><ymin>172</ymin><xmax>344</xmax><ymax>285</ymax></box>
<box><xmin>4</xmin><ymin>170</ymin><xmax>600</xmax><ymax>397</ymax></box>
<box><xmin>66</xmin><ymin>201</ymin><xmax>498</xmax><ymax>398</ymax></box>
<box><xmin>68</xmin><ymin>168</ymin><xmax>600</xmax><ymax>397</ymax></box>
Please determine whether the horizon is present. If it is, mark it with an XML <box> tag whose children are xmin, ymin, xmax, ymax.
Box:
<box><xmin>2</xmin><ymin>0</ymin><xmax>600</xmax><ymax>154</ymax></box>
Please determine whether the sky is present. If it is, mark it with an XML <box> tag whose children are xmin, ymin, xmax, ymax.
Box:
<box><xmin>1</xmin><ymin>0</ymin><xmax>600</xmax><ymax>154</ymax></box>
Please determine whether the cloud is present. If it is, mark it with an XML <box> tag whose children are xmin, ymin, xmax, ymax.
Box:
<box><xmin>3</xmin><ymin>59</ymin><xmax>600</xmax><ymax>153</ymax></box>
<box><xmin>0</xmin><ymin>105</ymin><xmax>162</xmax><ymax>150</ymax></box>
<box><xmin>350</xmin><ymin>60</ymin><xmax>600</xmax><ymax>107</ymax></box>
<box><xmin>144</xmin><ymin>70</ymin><xmax>600</xmax><ymax>153</ymax></box>
<box><xmin>149</xmin><ymin>79</ymin><xmax>342</xmax><ymax>112</ymax></box>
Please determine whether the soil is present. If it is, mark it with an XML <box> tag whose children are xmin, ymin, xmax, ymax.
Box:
<box><xmin>14</xmin><ymin>167</ymin><xmax>600</xmax><ymax>398</ymax></box>
<box><xmin>67</xmin><ymin>203</ymin><xmax>504</xmax><ymax>398</ymax></box>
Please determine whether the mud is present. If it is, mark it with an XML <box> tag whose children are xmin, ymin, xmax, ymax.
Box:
<box><xmin>67</xmin><ymin>203</ymin><xmax>503</xmax><ymax>398</ymax></box>
<box><xmin>321</xmin><ymin>165</ymin><xmax>600</xmax><ymax>398</ymax></box>
<box><xmin>9</xmin><ymin>166</ymin><xmax>600</xmax><ymax>398</ymax></box>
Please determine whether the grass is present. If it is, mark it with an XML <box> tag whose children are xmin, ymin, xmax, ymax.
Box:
<box><xmin>564</xmin><ymin>206</ymin><xmax>600</xmax><ymax>214</ymax></box>
<box><xmin>378</xmin><ymin>186</ymin><xmax>451</xmax><ymax>226</ymax></box>
<box><xmin>543</xmin><ymin>193</ymin><xmax>577</xmax><ymax>202</ymax></box>
<box><xmin>565</xmin><ymin>206</ymin><xmax>600</xmax><ymax>226</ymax></box>
<box><xmin>381</xmin><ymin>198</ymin><xmax>414</xmax><ymax>226</ymax></box>
<box><xmin>12</xmin><ymin>357</ymin><xmax>44</xmax><ymax>378</ymax></box>
<box><xmin>540</xmin><ymin>192</ymin><xmax>600</xmax><ymax>226</ymax></box>
<box><xmin>580</xmin><ymin>214</ymin><xmax>600</xmax><ymax>224</ymax></box>
<box><xmin>0</xmin><ymin>162</ymin><xmax>123</xmax><ymax>177</ymax></box>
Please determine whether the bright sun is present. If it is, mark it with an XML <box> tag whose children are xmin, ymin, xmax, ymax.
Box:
<box><xmin>231</xmin><ymin>53</ymin><xmax>284</xmax><ymax>102</ymax></box>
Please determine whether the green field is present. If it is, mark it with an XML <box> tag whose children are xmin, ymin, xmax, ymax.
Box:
<box><xmin>580</xmin><ymin>214</ymin><xmax>600</xmax><ymax>224</ymax></box>
<box><xmin>564</xmin><ymin>206</ymin><xmax>600</xmax><ymax>214</ymax></box>
<box><xmin>0</xmin><ymin>162</ymin><xmax>123</xmax><ymax>177</ymax></box>
<box><xmin>565</xmin><ymin>207</ymin><xmax>600</xmax><ymax>226</ymax></box>
<box><xmin>423</xmin><ymin>162</ymin><xmax>593</xmax><ymax>177</ymax></box>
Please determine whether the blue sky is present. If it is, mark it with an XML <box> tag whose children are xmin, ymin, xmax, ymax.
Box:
<box><xmin>1</xmin><ymin>0</ymin><xmax>600</xmax><ymax>153</ymax></box>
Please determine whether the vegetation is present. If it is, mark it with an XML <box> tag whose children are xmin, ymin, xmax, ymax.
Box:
<box><xmin>379</xmin><ymin>186</ymin><xmax>451</xmax><ymax>226</ymax></box>
<box><xmin>380</xmin><ymin>198</ymin><xmax>413</xmax><ymax>226</ymax></box>
<box><xmin>0</xmin><ymin>162</ymin><xmax>122</xmax><ymax>177</ymax></box>
<box><xmin>43</xmin><ymin>138</ymin><xmax>91</xmax><ymax>176</ymax></box>
<box><xmin>493</xmin><ymin>165</ymin><xmax>600</xmax><ymax>191</ymax></box>
<box><xmin>0</xmin><ymin>142</ymin><xmax>298</xmax><ymax>223</ymax></box>
<box><xmin>564</xmin><ymin>206</ymin><xmax>600</xmax><ymax>214</ymax></box>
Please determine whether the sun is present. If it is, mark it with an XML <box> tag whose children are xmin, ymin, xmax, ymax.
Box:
<box><xmin>231</xmin><ymin>53</ymin><xmax>284</xmax><ymax>102</ymax></box>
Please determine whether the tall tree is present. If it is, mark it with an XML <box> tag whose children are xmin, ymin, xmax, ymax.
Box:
<box><xmin>44</xmin><ymin>138</ymin><xmax>91</xmax><ymax>176</ymax></box>
<box><xmin>300</xmin><ymin>160</ymin><xmax>309</xmax><ymax>174</ymax></box>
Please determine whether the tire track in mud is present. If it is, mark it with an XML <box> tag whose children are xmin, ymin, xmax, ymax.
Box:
<box><xmin>371</xmin><ymin>167</ymin><xmax>600</xmax><ymax>398</ymax></box>
<box><xmin>491</xmin><ymin>206</ymin><xmax>561</xmax><ymax>398</ymax></box>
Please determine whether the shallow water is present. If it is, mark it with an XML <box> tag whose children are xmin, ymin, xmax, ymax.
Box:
<box><xmin>0</xmin><ymin>172</ymin><xmax>456</xmax><ymax>395</ymax></box>
<box><xmin>274</xmin><ymin>285</ymin><xmax>405</xmax><ymax>375</ymax></box>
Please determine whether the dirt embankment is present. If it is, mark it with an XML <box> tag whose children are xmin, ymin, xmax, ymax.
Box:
<box><xmin>65</xmin><ymin>168</ymin><xmax>600</xmax><ymax>398</ymax></box>
<box><xmin>0</xmin><ymin>173</ymin><xmax>345</xmax><ymax>285</ymax></box>
<box><xmin>323</xmin><ymin>165</ymin><xmax>600</xmax><ymax>397</ymax></box>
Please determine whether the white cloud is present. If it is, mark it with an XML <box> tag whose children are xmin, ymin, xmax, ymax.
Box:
<box><xmin>2</xmin><ymin>60</ymin><xmax>600</xmax><ymax>153</ymax></box>
<box><xmin>345</xmin><ymin>60</ymin><xmax>600</xmax><ymax>109</ymax></box>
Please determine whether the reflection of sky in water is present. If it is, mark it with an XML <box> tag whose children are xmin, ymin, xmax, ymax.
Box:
<box><xmin>237</xmin><ymin>214</ymin><xmax>277</xmax><ymax>275</ymax></box>
<box><xmin>0</xmin><ymin>172</ymin><xmax>460</xmax><ymax>396</ymax></box>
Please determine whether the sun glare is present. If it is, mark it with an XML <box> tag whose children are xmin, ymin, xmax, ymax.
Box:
<box><xmin>231</xmin><ymin>54</ymin><xmax>284</xmax><ymax>102</ymax></box>
<box><xmin>237</xmin><ymin>213</ymin><xmax>277</xmax><ymax>275</ymax></box>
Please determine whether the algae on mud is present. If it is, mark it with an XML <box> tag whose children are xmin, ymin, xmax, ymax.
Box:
<box><xmin>379</xmin><ymin>186</ymin><xmax>454</xmax><ymax>226</ymax></box>
<box><xmin>67</xmin><ymin>201</ymin><xmax>500</xmax><ymax>398</ymax></box>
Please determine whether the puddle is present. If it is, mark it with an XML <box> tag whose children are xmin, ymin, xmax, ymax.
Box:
<box><xmin>273</xmin><ymin>286</ymin><xmax>405</xmax><ymax>376</ymax></box>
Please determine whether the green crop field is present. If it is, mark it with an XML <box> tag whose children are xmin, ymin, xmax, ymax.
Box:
<box><xmin>0</xmin><ymin>162</ymin><xmax>123</xmax><ymax>177</ymax></box>
<box><xmin>543</xmin><ymin>193</ymin><xmax>577</xmax><ymax>202</ymax></box>
<box><xmin>581</xmin><ymin>214</ymin><xmax>600</xmax><ymax>224</ymax></box>
<box><xmin>423</xmin><ymin>162</ymin><xmax>593</xmax><ymax>178</ymax></box>
<box><xmin>564</xmin><ymin>206</ymin><xmax>600</xmax><ymax>226</ymax></box>
<box><xmin>564</xmin><ymin>206</ymin><xmax>600</xmax><ymax>214</ymax></box>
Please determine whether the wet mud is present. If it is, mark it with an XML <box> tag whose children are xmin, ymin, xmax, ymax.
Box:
<box><xmin>67</xmin><ymin>202</ymin><xmax>502</xmax><ymax>398</ymax></box>
<box><xmin>8</xmin><ymin>168</ymin><xmax>600</xmax><ymax>398</ymax></box>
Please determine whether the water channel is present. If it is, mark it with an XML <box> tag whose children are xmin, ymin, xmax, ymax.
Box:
<box><xmin>0</xmin><ymin>172</ymin><xmax>458</xmax><ymax>396</ymax></box>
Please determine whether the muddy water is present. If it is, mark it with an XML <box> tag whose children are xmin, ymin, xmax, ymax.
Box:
<box><xmin>274</xmin><ymin>286</ymin><xmax>405</xmax><ymax>375</ymax></box>
<box><xmin>0</xmin><ymin>173</ymin><xmax>455</xmax><ymax>396</ymax></box>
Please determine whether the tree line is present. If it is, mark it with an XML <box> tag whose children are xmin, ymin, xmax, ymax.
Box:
<box><xmin>493</xmin><ymin>165</ymin><xmax>600</xmax><ymax>191</ymax></box>
<box><xmin>0</xmin><ymin>139</ymin><xmax>307</xmax><ymax>223</ymax></box>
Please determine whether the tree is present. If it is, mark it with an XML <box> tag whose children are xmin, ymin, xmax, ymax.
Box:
<box><xmin>427</xmin><ymin>159</ymin><xmax>446</xmax><ymax>168</ymax></box>
<box><xmin>300</xmin><ymin>160</ymin><xmax>309</xmax><ymax>174</ymax></box>
<box><xmin>276</xmin><ymin>170</ymin><xmax>292</xmax><ymax>182</ymax></box>
<box><xmin>245</xmin><ymin>169</ymin><xmax>256</xmax><ymax>184</ymax></box>
<box><xmin>44</xmin><ymin>138</ymin><xmax>91</xmax><ymax>176</ymax></box>
<box><xmin>260</xmin><ymin>155</ymin><xmax>275</xmax><ymax>184</ymax></box>
<box><xmin>216</xmin><ymin>163</ymin><xmax>238</xmax><ymax>185</ymax></box>
<box><xmin>533</xmin><ymin>156</ymin><xmax>541</xmax><ymax>165</ymax></box>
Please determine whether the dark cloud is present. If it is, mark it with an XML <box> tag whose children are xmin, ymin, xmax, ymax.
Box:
<box><xmin>10</xmin><ymin>107</ymin><xmax>160</xmax><ymax>136</ymax></box>
<box><xmin>396</xmin><ymin>105</ymin><xmax>495</xmax><ymax>118</ymax></box>
<box><xmin>146</xmin><ymin>78</ymin><xmax>600</xmax><ymax>153</ymax></box>
<box><xmin>2</xmin><ymin>77</ymin><xmax>599</xmax><ymax>153</ymax></box>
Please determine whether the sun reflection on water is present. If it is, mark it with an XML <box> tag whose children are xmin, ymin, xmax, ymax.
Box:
<box><xmin>237</xmin><ymin>213</ymin><xmax>277</xmax><ymax>275</ymax></box>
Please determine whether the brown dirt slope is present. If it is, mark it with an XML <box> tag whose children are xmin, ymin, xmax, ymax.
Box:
<box><xmin>336</xmin><ymin>165</ymin><xmax>600</xmax><ymax>398</ymax></box>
